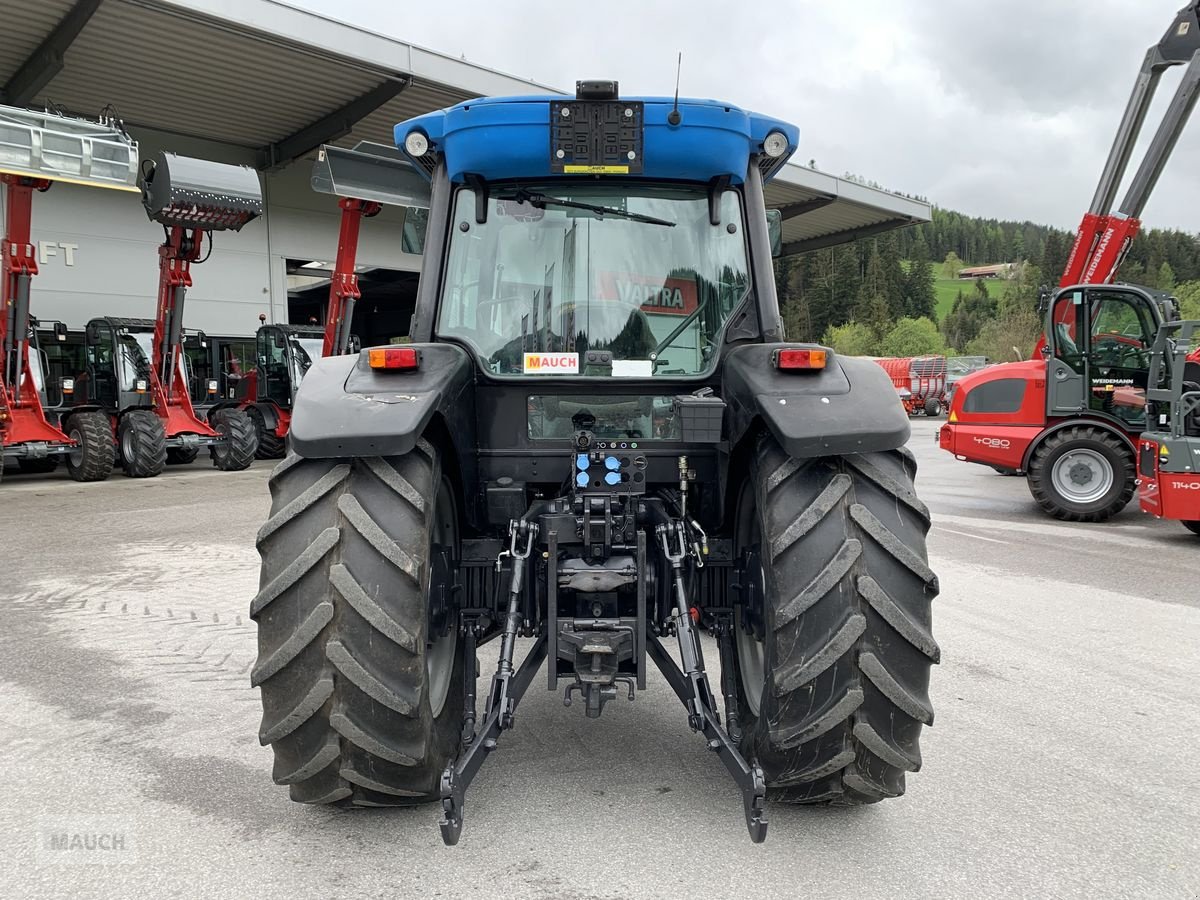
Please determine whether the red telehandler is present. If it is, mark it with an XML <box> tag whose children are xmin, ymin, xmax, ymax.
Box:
<box><xmin>940</xmin><ymin>2</ymin><xmax>1200</xmax><ymax>521</ymax></box>
<box><xmin>1138</xmin><ymin>320</ymin><xmax>1200</xmax><ymax>534</ymax></box>
<box><xmin>1</xmin><ymin>105</ymin><xmax>139</xmax><ymax>482</ymax></box>
<box><xmin>215</xmin><ymin>142</ymin><xmax>429</xmax><ymax>457</ymax></box>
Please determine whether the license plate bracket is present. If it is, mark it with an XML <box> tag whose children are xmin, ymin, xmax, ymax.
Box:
<box><xmin>549</xmin><ymin>101</ymin><xmax>644</xmax><ymax>175</ymax></box>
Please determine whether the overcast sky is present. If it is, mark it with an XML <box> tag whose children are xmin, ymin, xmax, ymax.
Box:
<box><xmin>294</xmin><ymin>0</ymin><xmax>1200</xmax><ymax>231</ymax></box>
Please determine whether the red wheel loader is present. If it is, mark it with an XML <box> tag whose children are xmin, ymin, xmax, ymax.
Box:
<box><xmin>940</xmin><ymin>3</ymin><xmax>1200</xmax><ymax>521</ymax></box>
<box><xmin>105</xmin><ymin>152</ymin><xmax>265</xmax><ymax>476</ymax></box>
<box><xmin>0</xmin><ymin>105</ymin><xmax>139</xmax><ymax>482</ymax></box>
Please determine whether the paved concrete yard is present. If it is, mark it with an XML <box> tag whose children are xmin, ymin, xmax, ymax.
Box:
<box><xmin>1</xmin><ymin>419</ymin><xmax>1197</xmax><ymax>899</ymax></box>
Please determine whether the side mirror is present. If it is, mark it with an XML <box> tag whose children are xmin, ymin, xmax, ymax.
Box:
<box><xmin>53</xmin><ymin>321</ymin><xmax>68</xmax><ymax>341</ymax></box>
<box><xmin>85</xmin><ymin>322</ymin><xmax>102</xmax><ymax>346</ymax></box>
<box><xmin>766</xmin><ymin>209</ymin><xmax>783</xmax><ymax>258</ymax></box>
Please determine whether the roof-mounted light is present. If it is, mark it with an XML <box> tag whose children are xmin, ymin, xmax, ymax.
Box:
<box><xmin>763</xmin><ymin>131</ymin><xmax>789</xmax><ymax>159</ymax></box>
<box><xmin>404</xmin><ymin>131</ymin><xmax>429</xmax><ymax>158</ymax></box>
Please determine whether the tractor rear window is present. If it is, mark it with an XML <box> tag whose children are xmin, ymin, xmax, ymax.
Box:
<box><xmin>437</xmin><ymin>183</ymin><xmax>750</xmax><ymax>378</ymax></box>
<box><xmin>527</xmin><ymin>395</ymin><xmax>682</xmax><ymax>441</ymax></box>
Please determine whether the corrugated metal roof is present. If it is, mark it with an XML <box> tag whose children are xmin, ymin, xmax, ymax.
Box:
<box><xmin>0</xmin><ymin>0</ymin><xmax>929</xmax><ymax>250</ymax></box>
<box><xmin>0</xmin><ymin>1</ymin><xmax>73</xmax><ymax>79</ymax></box>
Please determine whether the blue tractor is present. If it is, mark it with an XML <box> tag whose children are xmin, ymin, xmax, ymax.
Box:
<box><xmin>250</xmin><ymin>81</ymin><xmax>938</xmax><ymax>844</ymax></box>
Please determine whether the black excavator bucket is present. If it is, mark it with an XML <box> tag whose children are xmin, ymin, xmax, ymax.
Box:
<box><xmin>140</xmin><ymin>151</ymin><xmax>263</xmax><ymax>231</ymax></box>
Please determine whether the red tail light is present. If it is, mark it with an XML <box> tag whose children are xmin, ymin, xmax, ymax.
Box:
<box><xmin>774</xmin><ymin>348</ymin><xmax>827</xmax><ymax>370</ymax></box>
<box><xmin>368</xmin><ymin>347</ymin><xmax>420</xmax><ymax>370</ymax></box>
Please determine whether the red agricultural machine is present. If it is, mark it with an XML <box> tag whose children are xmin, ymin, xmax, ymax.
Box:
<box><xmin>875</xmin><ymin>355</ymin><xmax>947</xmax><ymax>417</ymax></box>
<box><xmin>940</xmin><ymin>2</ymin><xmax>1200</xmax><ymax>521</ymax></box>
<box><xmin>210</xmin><ymin>142</ymin><xmax>426</xmax><ymax>457</ymax></box>
<box><xmin>0</xmin><ymin>105</ymin><xmax>139</xmax><ymax>481</ymax></box>
<box><xmin>1138</xmin><ymin>320</ymin><xmax>1200</xmax><ymax>535</ymax></box>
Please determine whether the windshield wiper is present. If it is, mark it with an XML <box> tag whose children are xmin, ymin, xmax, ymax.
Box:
<box><xmin>512</xmin><ymin>190</ymin><xmax>675</xmax><ymax>227</ymax></box>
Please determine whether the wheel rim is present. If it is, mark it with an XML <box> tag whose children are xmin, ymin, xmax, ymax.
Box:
<box><xmin>425</xmin><ymin>478</ymin><xmax>458</xmax><ymax>718</ymax></box>
<box><xmin>68</xmin><ymin>426</ymin><xmax>84</xmax><ymax>467</ymax></box>
<box><xmin>734</xmin><ymin>481</ymin><xmax>767</xmax><ymax>717</ymax></box>
<box><xmin>213</xmin><ymin>419</ymin><xmax>229</xmax><ymax>462</ymax></box>
<box><xmin>736</xmin><ymin>602</ymin><xmax>765</xmax><ymax>717</ymax></box>
<box><xmin>120</xmin><ymin>424</ymin><xmax>136</xmax><ymax>463</ymax></box>
<box><xmin>1051</xmin><ymin>448</ymin><xmax>1114</xmax><ymax>505</ymax></box>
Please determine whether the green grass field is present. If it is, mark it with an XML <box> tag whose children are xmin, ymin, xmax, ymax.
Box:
<box><xmin>934</xmin><ymin>275</ymin><xmax>1009</xmax><ymax>320</ymax></box>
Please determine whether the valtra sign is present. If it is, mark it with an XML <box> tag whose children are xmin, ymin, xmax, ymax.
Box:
<box><xmin>596</xmin><ymin>272</ymin><xmax>698</xmax><ymax>316</ymax></box>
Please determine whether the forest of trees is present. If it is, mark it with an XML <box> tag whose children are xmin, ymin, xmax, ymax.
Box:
<box><xmin>775</xmin><ymin>206</ymin><xmax>1200</xmax><ymax>361</ymax></box>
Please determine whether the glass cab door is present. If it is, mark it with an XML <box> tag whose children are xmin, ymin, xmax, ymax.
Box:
<box><xmin>257</xmin><ymin>327</ymin><xmax>292</xmax><ymax>407</ymax></box>
<box><xmin>1047</xmin><ymin>288</ymin><xmax>1154</xmax><ymax>426</ymax></box>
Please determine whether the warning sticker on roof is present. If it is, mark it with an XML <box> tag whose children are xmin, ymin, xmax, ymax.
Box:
<box><xmin>523</xmin><ymin>352</ymin><xmax>579</xmax><ymax>374</ymax></box>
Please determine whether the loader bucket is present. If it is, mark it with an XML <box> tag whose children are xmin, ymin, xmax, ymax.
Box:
<box><xmin>140</xmin><ymin>152</ymin><xmax>263</xmax><ymax>231</ymax></box>
<box><xmin>0</xmin><ymin>103</ymin><xmax>139</xmax><ymax>191</ymax></box>
<box><xmin>311</xmin><ymin>141</ymin><xmax>431</xmax><ymax>209</ymax></box>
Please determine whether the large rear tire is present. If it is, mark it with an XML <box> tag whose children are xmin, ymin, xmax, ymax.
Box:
<box><xmin>1027</xmin><ymin>426</ymin><xmax>1134</xmax><ymax>522</ymax></box>
<box><xmin>251</xmin><ymin>408</ymin><xmax>286</xmax><ymax>460</ymax></box>
<box><xmin>923</xmin><ymin>397</ymin><xmax>941</xmax><ymax>417</ymax></box>
<box><xmin>209</xmin><ymin>408</ymin><xmax>257</xmax><ymax>471</ymax></box>
<box><xmin>731</xmin><ymin>435</ymin><xmax>939</xmax><ymax>803</ymax></box>
<box><xmin>118</xmin><ymin>410</ymin><xmax>167</xmax><ymax>478</ymax></box>
<box><xmin>64</xmin><ymin>411</ymin><xmax>113</xmax><ymax>483</ymax></box>
<box><xmin>252</xmin><ymin>441</ymin><xmax>463</xmax><ymax>805</ymax></box>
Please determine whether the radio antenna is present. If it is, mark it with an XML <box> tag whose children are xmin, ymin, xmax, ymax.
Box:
<box><xmin>668</xmin><ymin>52</ymin><xmax>682</xmax><ymax>125</ymax></box>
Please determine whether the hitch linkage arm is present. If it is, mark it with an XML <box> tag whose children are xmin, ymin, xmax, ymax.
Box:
<box><xmin>649</xmin><ymin>521</ymin><xmax>768</xmax><ymax>843</ymax></box>
<box><xmin>439</xmin><ymin>519</ymin><xmax>545</xmax><ymax>846</ymax></box>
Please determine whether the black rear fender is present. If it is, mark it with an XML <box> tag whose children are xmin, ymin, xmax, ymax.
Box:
<box><xmin>721</xmin><ymin>344</ymin><xmax>910</xmax><ymax>457</ymax></box>
<box><xmin>289</xmin><ymin>344</ymin><xmax>476</xmax><ymax>460</ymax></box>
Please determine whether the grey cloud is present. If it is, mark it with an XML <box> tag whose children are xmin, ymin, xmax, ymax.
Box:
<box><xmin>296</xmin><ymin>0</ymin><xmax>1199</xmax><ymax>231</ymax></box>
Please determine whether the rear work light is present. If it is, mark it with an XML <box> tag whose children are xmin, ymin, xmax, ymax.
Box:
<box><xmin>774</xmin><ymin>348</ymin><xmax>827</xmax><ymax>370</ymax></box>
<box><xmin>368</xmin><ymin>347</ymin><xmax>420</xmax><ymax>370</ymax></box>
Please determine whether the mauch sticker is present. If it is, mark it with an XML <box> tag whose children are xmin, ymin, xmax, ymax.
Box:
<box><xmin>523</xmin><ymin>352</ymin><xmax>579</xmax><ymax>374</ymax></box>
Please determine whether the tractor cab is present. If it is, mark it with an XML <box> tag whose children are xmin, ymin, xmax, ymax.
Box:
<box><xmin>253</xmin><ymin>324</ymin><xmax>327</xmax><ymax>408</ymax></box>
<box><xmin>182</xmin><ymin>333</ymin><xmax>256</xmax><ymax>404</ymax></box>
<box><xmin>25</xmin><ymin>319</ymin><xmax>75</xmax><ymax>410</ymax></box>
<box><xmin>1042</xmin><ymin>283</ymin><xmax>1171</xmax><ymax>428</ymax></box>
<box><xmin>75</xmin><ymin>317</ymin><xmax>156</xmax><ymax>414</ymax></box>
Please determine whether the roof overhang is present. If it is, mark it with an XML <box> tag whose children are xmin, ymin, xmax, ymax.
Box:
<box><xmin>0</xmin><ymin>0</ymin><xmax>930</xmax><ymax>249</ymax></box>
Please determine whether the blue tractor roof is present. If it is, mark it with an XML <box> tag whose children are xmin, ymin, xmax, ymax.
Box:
<box><xmin>394</xmin><ymin>94</ymin><xmax>800</xmax><ymax>186</ymax></box>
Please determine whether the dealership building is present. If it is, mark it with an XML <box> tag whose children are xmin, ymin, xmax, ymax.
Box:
<box><xmin>1</xmin><ymin>0</ymin><xmax>930</xmax><ymax>345</ymax></box>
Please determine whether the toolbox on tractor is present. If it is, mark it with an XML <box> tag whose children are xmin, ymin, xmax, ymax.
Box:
<box><xmin>250</xmin><ymin>80</ymin><xmax>939</xmax><ymax>845</ymax></box>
